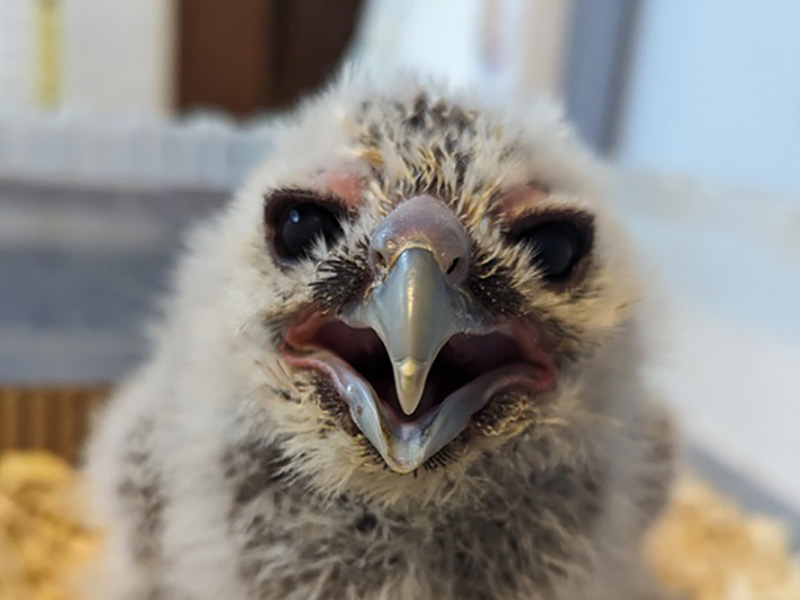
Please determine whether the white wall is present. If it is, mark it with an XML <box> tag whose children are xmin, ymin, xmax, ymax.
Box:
<box><xmin>350</xmin><ymin>0</ymin><xmax>572</xmax><ymax>99</ymax></box>
<box><xmin>350</xmin><ymin>0</ymin><xmax>485</xmax><ymax>87</ymax></box>
<box><xmin>0</xmin><ymin>0</ymin><xmax>175</xmax><ymax>113</ymax></box>
<box><xmin>62</xmin><ymin>0</ymin><xmax>175</xmax><ymax>114</ymax></box>
<box><xmin>617</xmin><ymin>0</ymin><xmax>800</xmax><ymax>194</ymax></box>
<box><xmin>0</xmin><ymin>0</ymin><xmax>35</xmax><ymax>107</ymax></box>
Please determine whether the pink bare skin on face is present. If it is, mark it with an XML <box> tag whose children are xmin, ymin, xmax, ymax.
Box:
<box><xmin>494</xmin><ymin>183</ymin><xmax>552</xmax><ymax>223</ymax></box>
<box><xmin>312</xmin><ymin>169</ymin><xmax>366</xmax><ymax>210</ymax></box>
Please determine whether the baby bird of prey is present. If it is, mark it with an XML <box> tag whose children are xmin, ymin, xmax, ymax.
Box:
<box><xmin>84</xmin><ymin>72</ymin><xmax>675</xmax><ymax>600</ymax></box>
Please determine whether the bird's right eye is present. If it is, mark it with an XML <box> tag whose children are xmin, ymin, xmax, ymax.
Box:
<box><xmin>268</xmin><ymin>195</ymin><xmax>346</xmax><ymax>262</ymax></box>
<box><xmin>506</xmin><ymin>212</ymin><xmax>594</xmax><ymax>283</ymax></box>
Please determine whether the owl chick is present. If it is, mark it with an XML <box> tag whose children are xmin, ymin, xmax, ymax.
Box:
<box><xmin>83</xmin><ymin>71</ymin><xmax>675</xmax><ymax>600</ymax></box>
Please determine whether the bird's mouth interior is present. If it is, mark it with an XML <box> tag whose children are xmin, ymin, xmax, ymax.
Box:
<box><xmin>284</xmin><ymin>313</ymin><xmax>554</xmax><ymax>425</ymax></box>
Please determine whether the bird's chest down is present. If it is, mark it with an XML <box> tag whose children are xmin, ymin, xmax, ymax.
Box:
<box><xmin>222</xmin><ymin>444</ymin><xmax>607</xmax><ymax>600</ymax></box>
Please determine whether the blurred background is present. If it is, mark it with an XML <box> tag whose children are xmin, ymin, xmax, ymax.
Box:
<box><xmin>0</xmin><ymin>0</ymin><xmax>798</xmax><ymax>536</ymax></box>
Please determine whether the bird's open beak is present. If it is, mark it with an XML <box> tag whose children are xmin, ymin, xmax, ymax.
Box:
<box><xmin>284</xmin><ymin>196</ymin><xmax>553</xmax><ymax>474</ymax></box>
<box><xmin>343</xmin><ymin>245</ymin><xmax>481</xmax><ymax>472</ymax></box>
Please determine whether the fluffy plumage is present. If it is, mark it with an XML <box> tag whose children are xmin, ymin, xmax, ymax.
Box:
<box><xmin>83</xmin><ymin>70</ymin><xmax>675</xmax><ymax>600</ymax></box>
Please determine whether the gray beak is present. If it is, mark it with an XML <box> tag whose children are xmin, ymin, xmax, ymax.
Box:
<box><xmin>341</xmin><ymin>195</ymin><xmax>487</xmax><ymax>472</ymax></box>
<box><xmin>366</xmin><ymin>247</ymin><xmax>464</xmax><ymax>415</ymax></box>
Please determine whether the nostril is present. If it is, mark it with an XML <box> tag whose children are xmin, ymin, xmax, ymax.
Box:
<box><xmin>446</xmin><ymin>257</ymin><xmax>460</xmax><ymax>276</ymax></box>
<box><xmin>370</xmin><ymin>245</ymin><xmax>390</xmax><ymax>272</ymax></box>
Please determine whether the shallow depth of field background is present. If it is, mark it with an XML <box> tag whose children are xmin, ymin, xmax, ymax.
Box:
<box><xmin>0</xmin><ymin>0</ymin><xmax>798</xmax><ymax>535</ymax></box>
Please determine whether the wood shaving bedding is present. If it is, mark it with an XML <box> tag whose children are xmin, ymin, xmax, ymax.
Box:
<box><xmin>646</xmin><ymin>477</ymin><xmax>800</xmax><ymax>600</ymax></box>
<box><xmin>0</xmin><ymin>453</ymin><xmax>98</xmax><ymax>600</ymax></box>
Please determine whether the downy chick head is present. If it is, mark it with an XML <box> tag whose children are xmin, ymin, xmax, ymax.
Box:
<box><xmin>215</xmin><ymin>71</ymin><xmax>638</xmax><ymax>504</ymax></box>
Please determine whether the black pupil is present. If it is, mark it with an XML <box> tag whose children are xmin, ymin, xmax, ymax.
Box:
<box><xmin>278</xmin><ymin>203</ymin><xmax>343</xmax><ymax>260</ymax></box>
<box><xmin>515</xmin><ymin>221</ymin><xmax>583</xmax><ymax>281</ymax></box>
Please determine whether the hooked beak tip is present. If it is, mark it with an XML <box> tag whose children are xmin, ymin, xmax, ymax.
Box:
<box><xmin>395</xmin><ymin>357</ymin><xmax>427</xmax><ymax>415</ymax></box>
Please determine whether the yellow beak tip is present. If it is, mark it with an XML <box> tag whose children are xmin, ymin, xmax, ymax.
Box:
<box><xmin>396</xmin><ymin>358</ymin><xmax>427</xmax><ymax>415</ymax></box>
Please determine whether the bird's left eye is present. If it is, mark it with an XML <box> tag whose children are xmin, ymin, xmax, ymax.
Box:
<box><xmin>270</xmin><ymin>199</ymin><xmax>345</xmax><ymax>262</ymax></box>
